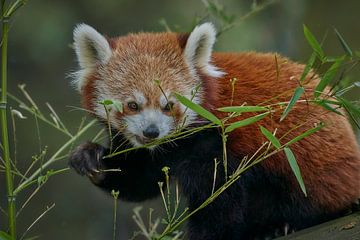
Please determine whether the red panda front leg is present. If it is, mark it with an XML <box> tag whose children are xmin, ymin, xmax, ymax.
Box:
<box><xmin>69</xmin><ymin>142</ymin><xmax>165</xmax><ymax>202</ymax></box>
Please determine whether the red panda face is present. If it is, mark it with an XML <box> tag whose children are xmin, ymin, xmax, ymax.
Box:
<box><xmin>72</xmin><ymin>23</ymin><xmax>223</xmax><ymax>148</ymax></box>
<box><xmin>98</xmin><ymin>62</ymin><xmax>196</xmax><ymax>147</ymax></box>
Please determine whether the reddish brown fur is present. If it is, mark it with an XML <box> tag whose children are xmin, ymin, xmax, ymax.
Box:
<box><xmin>81</xmin><ymin>32</ymin><xmax>360</xmax><ymax>213</ymax></box>
<box><xmin>82</xmin><ymin>74</ymin><xmax>98</xmax><ymax>113</ymax></box>
<box><xmin>207</xmin><ymin>52</ymin><xmax>360</xmax><ymax>211</ymax></box>
<box><xmin>106</xmin><ymin>33</ymin><xmax>194</xmax><ymax>117</ymax></box>
<box><xmin>80</xmin><ymin>32</ymin><xmax>203</xmax><ymax>129</ymax></box>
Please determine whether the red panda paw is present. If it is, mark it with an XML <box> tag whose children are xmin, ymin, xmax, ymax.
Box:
<box><xmin>69</xmin><ymin>142</ymin><xmax>106</xmax><ymax>184</ymax></box>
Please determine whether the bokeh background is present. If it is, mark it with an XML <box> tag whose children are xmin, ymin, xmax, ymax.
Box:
<box><xmin>1</xmin><ymin>0</ymin><xmax>359</xmax><ymax>239</ymax></box>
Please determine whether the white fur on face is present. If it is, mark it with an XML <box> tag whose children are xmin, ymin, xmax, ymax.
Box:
<box><xmin>94</xmin><ymin>85</ymin><xmax>203</xmax><ymax>149</ymax></box>
<box><xmin>158</xmin><ymin>92</ymin><xmax>199</xmax><ymax>128</ymax></box>
<box><xmin>159</xmin><ymin>91</ymin><xmax>172</xmax><ymax>108</ymax></box>
<box><xmin>132</xmin><ymin>91</ymin><xmax>147</xmax><ymax>106</ymax></box>
<box><xmin>74</xmin><ymin>23</ymin><xmax>227</xmax><ymax>148</ymax></box>
<box><xmin>123</xmin><ymin>109</ymin><xmax>174</xmax><ymax>147</ymax></box>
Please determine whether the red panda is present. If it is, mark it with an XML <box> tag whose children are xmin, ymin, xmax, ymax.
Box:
<box><xmin>69</xmin><ymin>23</ymin><xmax>360</xmax><ymax>239</ymax></box>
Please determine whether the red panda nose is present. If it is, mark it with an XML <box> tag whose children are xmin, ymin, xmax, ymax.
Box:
<box><xmin>143</xmin><ymin>124</ymin><xmax>160</xmax><ymax>139</ymax></box>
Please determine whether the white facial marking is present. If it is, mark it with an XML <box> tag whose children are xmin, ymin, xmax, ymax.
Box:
<box><xmin>133</xmin><ymin>91</ymin><xmax>147</xmax><ymax>105</ymax></box>
<box><xmin>159</xmin><ymin>91</ymin><xmax>175</xmax><ymax>108</ymax></box>
<box><xmin>123</xmin><ymin>108</ymin><xmax>174</xmax><ymax>147</ymax></box>
<box><xmin>159</xmin><ymin>94</ymin><xmax>168</xmax><ymax>108</ymax></box>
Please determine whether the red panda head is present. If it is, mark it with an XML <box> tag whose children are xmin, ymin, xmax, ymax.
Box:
<box><xmin>72</xmin><ymin>23</ymin><xmax>224</xmax><ymax>148</ymax></box>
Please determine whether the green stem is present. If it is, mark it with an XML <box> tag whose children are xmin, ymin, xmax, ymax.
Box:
<box><xmin>4</xmin><ymin>0</ymin><xmax>26</xmax><ymax>18</ymax></box>
<box><xmin>221</xmin><ymin>126</ymin><xmax>228</xmax><ymax>180</ymax></box>
<box><xmin>111</xmin><ymin>190</ymin><xmax>119</xmax><ymax>240</ymax></box>
<box><xmin>1</xmin><ymin>14</ymin><xmax>16</xmax><ymax>238</ymax></box>
<box><xmin>13</xmin><ymin>119</ymin><xmax>96</xmax><ymax>195</ymax></box>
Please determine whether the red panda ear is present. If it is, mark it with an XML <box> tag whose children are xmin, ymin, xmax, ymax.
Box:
<box><xmin>184</xmin><ymin>22</ymin><xmax>224</xmax><ymax>78</ymax></box>
<box><xmin>73</xmin><ymin>24</ymin><xmax>112</xmax><ymax>69</ymax></box>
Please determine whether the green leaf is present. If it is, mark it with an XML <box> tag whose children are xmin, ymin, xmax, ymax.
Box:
<box><xmin>225</xmin><ymin>112</ymin><xmax>269</xmax><ymax>133</ymax></box>
<box><xmin>316</xmin><ymin>100</ymin><xmax>343</xmax><ymax>115</ymax></box>
<box><xmin>323</xmin><ymin>56</ymin><xmax>342</xmax><ymax>63</ymax></box>
<box><xmin>280</xmin><ymin>87</ymin><xmax>305</xmax><ymax>121</ymax></box>
<box><xmin>314</xmin><ymin>57</ymin><xmax>344</xmax><ymax>98</ymax></box>
<box><xmin>174</xmin><ymin>93</ymin><xmax>222</xmax><ymax>125</ymax></box>
<box><xmin>286</xmin><ymin>122</ymin><xmax>325</xmax><ymax>146</ymax></box>
<box><xmin>99</xmin><ymin>99</ymin><xmax>113</xmax><ymax>105</ymax></box>
<box><xmin>217</xmin><ymin>106</ymin><xmax>268</xmax><ymax>113</ymax></box>
<box><xmin>37</xmin><ymin>173</ymin><xmax>49</xmax><ymax>186</ymax></box>
<box><xmin>334</xmin><ymin>28</ymin><xmax>353</xmax><ymax>57</ymax></box>
<box><xmin>99</xmin><ymin>99</ymin><xmax>123</xmax><ymax>113</ymax></box>
<box><xmin>303</xmin><ymin>25</ymin><xmax>325</xmax><ymax>60</ymax></box>
<box><xmin>112</xmin><ymin>100</ymin><xmax>123</xmax><ymax>113</ymax></box>
<box><xmin>300</xmin><ymin>52</ymin><xmax>316</xmax><ymax>82</ymax></box>
<box><xmin>284</xmin><ymin>147</ymin><xmax>307</xmax><ymax>196</ymax></box>
<box><xmin>336</xmin><ymin>96</ymin><xmax>360</xmax><ymax>129</ymax></box>
<box><xmin>317</xmin><ymin>99</ymin><xmax>342</xmax><ymax>106</ymax></box>
<box><xmin>260</xmin><ymin>126</ymin><xmax>281</xmax><ymax>149</ymax></box>
<box><xmin>0</xmin><ymin>231</ymin><xmax>14</xmax><ymax>240</ymax></box>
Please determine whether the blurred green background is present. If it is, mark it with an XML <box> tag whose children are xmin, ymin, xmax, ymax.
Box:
<box><xmin>1</xmin><ymin>0</ymin><xmax>360</xmax><ymax>239</ymax></box>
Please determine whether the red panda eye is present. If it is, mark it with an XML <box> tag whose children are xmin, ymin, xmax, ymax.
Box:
<box><xmin>163</xmin><ymin>102</ymin><xmax>174</xmax><ymax>112</ymax></box>
<box><xmin>127</xmin><ymin>102</ymin><xmax>139</xmax><ymax>111</ymax></box>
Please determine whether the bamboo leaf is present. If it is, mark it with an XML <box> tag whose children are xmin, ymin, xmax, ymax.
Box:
<box><xmin>300</xmin><ymin>52</ymin><xmax>316</xmax><ymax>82</ymax></box>
<box><xmin>284</xmin><ymin>147</ymin><xmax>307</xmax><ymax>196</ymax></box>
<box><xmin>280</xmin><ymin>87</ymin><xmax>305</xmax><ymax>121</ymax></box>
<box><xmin>334</xmin><ymin>28</ymin><xmax>353</xmax><ymax>57</ymax></box>
<box><xmin>285</xmin><ymin>122</ymin><xmax>325</xmax><ymax>146</ymax></box>
<box><xmin>0</xmin><ymin>231</ymin><xmax>14</xmax><ymax>240</ymax></box>
<box><xmin>218</xmin><ymin>106</ymin><xmax>268</xmax><ymax>113</ymax></box>
<box><xmin>99</xmin><ymin>99</ymin><xmax>113</xmax><ymax>106</ymax></box>
<box><xmin>336</xmin><ymin>96</ymin><xmax>360</xmax><ymax>129</ymax></box>
<box><xmin>260</xmin><ymin>126</ymin><xmax>281</xmax><ymax>149</ymax></box>
<box><xmin>314</xmin><ymin>57</ymin><xmax>344</xmax><ymax>98</ymax></box>
<box><xmin>337</xmin><ymin>96</ymin><xmax>360</xmax><ymax>116</ymax></box>
<box><xmin>316</xmin><ymin>100</ymin><xmax>343</xmax><ymax>115</ymax></box>
<box><xmin>174</xmin><ymin>93</ymin><xmax>222</xmax><ymax>125</ymax></box>
<box><xmin>323</xmin><ymin>56</ymin><xmax>342</xmax><ymax>63</ymax></box>
<box><xmin>303</xmin><ymin>25</ymin><xmax>325</xmax><ymax>60</ymax></box>
<box><xmin>112</xmin><ymin>100</ymin><xmax>123</xmax><ymax>113</ymax></box>
<box><xmin>335</xmin><ymin>81</ymin><xmax>360</xmax><ymax>96</ymax></box>
<box><xmin>99</xmin><ymin>99</ymin><xmax>123</xmax><ymax>113</ymax></box>
<box><xmin>225</xmin><ymin>112</ymin><xmax>269</xmax><ymax>133</ymax></box>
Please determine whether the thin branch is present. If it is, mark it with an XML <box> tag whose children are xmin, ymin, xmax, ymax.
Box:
<box><xmin>13</xmin><ymin>120</ymin><xmax>96</xmax><ymax>195</ymax></box>
<box><xmin>20</xmin><ymin>203</ymin><xmax>55</xmax><ymax>240</ymax></box>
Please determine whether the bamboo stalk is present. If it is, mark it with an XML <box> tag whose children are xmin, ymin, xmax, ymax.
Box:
<box><xmin>1</xmin><ymin>11</ymin><xmax>17</xmax><ymax>239</ymax></box>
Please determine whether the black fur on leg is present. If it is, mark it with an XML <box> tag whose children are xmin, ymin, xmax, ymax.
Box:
<box><xmin>69</xmin><ymin>127</ymin><xmax>349</xmax><ymax>239</ymax></box>
<box><xmin>69</xmin><ymin>141</ymin><xmax>166</xmax><ymax>202</ymax></box>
